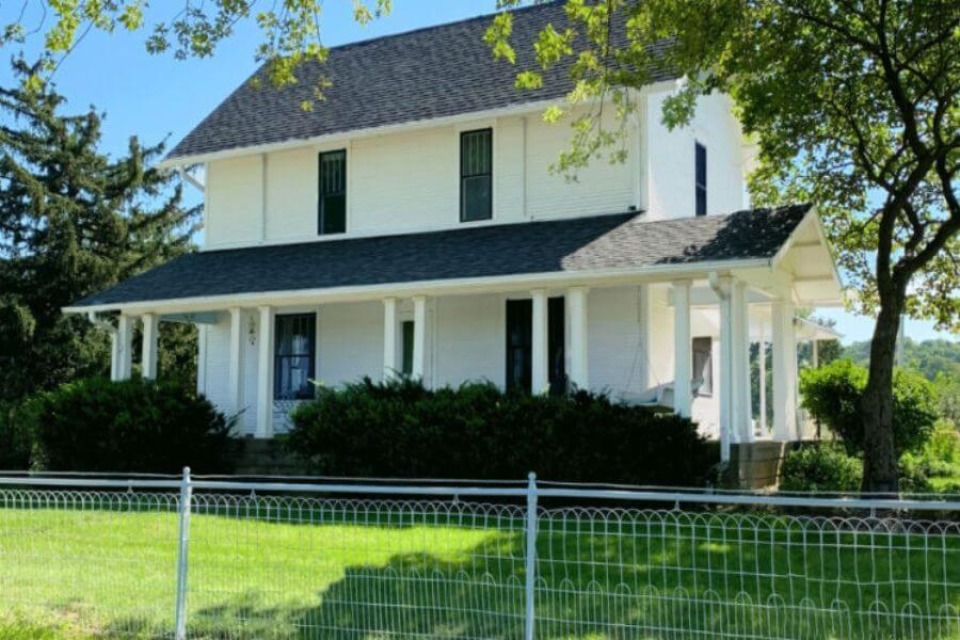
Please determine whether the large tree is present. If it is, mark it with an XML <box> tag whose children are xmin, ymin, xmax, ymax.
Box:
<box><xmin>5</xmin><ymin>0</ymin><xmax>958</xmax><ymax>493</ymax></box>
<box><xmin>490</xmin><ymin>0</ymin><xmax>960</xmax><ymax>494</ymax></box>
<box><xmin>0</xmin><ymin>59</ymin><xmax>199</xmax><ymax>403</ymax></box>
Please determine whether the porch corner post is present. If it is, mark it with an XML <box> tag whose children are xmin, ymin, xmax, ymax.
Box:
<box><xmin>731</xmin><ymin>280</ymin><xmax>753</xmax><ymax>443</ymax></box>
<box><xmin>256</xmin><ymin>305</ymin><xmax>275</xmax><ymax>438</ymax></box>
<box><xmin>412</xmin><ymin>296</ymin><xmax>427</xmax><ymax>383</ymax></box>
<box><xmin>568</xmin><ymin>286</ymin><xmax>589</xmax><ymax>391</ymax></box>
<box><xmin>115</xmin><ymin>314</ymin><xmax>135</xmax><ymax>381</ymax></box>
<box><xmin>772</xmin><ymin>299</ymin><xmax>798</xmax><ymax>441</ymax></box>
<box><xmin>758</xmin><ymin>322</ymin><xmax>768</xmax><ymax>435</ymax></box>
<box><xmin>382</xmin><ymin>297</ymin><xmax>398</xmax><ymax>381</ymax></box>
<box><xmin>228</xmin><ymin>307</ymin><xmax>244</xmax><ymax>417</ymax></box>
<box><xmin>715</xmin><ymin>275</ymin><xmax>734</xmax><ymax>463</ymax></box>
<box><xmin>141</xmin><ymin>312</ymin><xmax>159</xmax><ymax>380</ymax></box>
<box><xmin>672</xmin><ymin>280</ymin><xmax>692</xmax><ymax>418</ymax></box>
<box><xmin>531</xmin><ymin>289</ymin><xmax>549</xmax><ymax>395</ymax></box>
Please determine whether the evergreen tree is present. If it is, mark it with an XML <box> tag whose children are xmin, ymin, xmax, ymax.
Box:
<box><xmin>0</xmin><ymin>59</ymin><xmax>198</xmax><ymax>403</ymax></box>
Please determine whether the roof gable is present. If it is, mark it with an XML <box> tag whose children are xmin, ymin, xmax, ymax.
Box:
<box><xmin>167</xmin><ymin>2</ymin><xmax>674</xmax><ymax>161</ymax></box>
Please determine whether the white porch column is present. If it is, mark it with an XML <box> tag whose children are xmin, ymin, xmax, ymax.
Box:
<box><xmin>716</xmin><ymin>276</ymin><xmax>734</xmax><ymax>462</ymax></box>
<box><xmin>758</xmin><ymin>323</ymin><xmax>768</xmax><ymax>435</ymax></box>
<box><xmin>637</xmin><ymin>284</ymin><xmax>652</xmax><ymax>390</ymax></box>
<box><xmin>256</xmin><ymin>305</ymin><xmax>275</xmax><ymax>438</ymax></box>
<box><xmin>568</xmin><ymin>286</ymin><xmax>589</xmax><ymax>390</ymax></box>
<box><xmin>531</xmin><ymin>289</ymin><xmax>549</xmax><ymax>394</ymax></box>
<box><xmin>383</xmin><ymin>297</ymin><xmax>398</xmax><ymax>381</ymax></box>
<box><xmin>228</xmin><ymin>307</ymin><xmax>244</xmax><ymax>416</ymax></box>
<box><xmin>141</xmin><ymin>313</ymin><xmax>159</xmax><ymax>380</ymax></box>
<box><xmin>812</xmin><ymin>339</ymin><xmax>820</xmax><ymax>368</ymax></box>
<box><xmin>672</xmin><ymin>280</ymin><xmax>692</xmax><ymax>418</ymax></box>
<box><xmin>412</xmin><ymin>296</ymin><xmax>427</xmax><ymax>382</ymax></box>
<box><xmin>731</xmin><ymin>280</ymin><xmax>753</xmax><ymax>443</ymax></box>
<box><xmin>110</xmin><ymin>331</ymin><xmax>120</xmax><ymax>381</ymax></box>
<box><xmin>114</xmin><ymin>314</ymin><xmax>135</xmax><ymax>381</ymax></box>
<box><xmin>772</xmin><ymin>299</ymin><xmax>798</xmax><ymax>441</ymax></box>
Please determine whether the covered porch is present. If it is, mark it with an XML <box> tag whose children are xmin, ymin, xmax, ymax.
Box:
<box><xmin>66</xmin><ymin>204</ymin><xmax>843</xmax><ymax>463</ymax></box>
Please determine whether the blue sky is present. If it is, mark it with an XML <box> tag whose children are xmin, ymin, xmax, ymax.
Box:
<box><xmin>0</xmin><ymin>0</ymin><xmax>955</xmax><ymax>345</ymax></box>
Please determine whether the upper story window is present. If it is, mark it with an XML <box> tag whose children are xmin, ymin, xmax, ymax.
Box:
<box><xmin>695</xmin><ymin>142</ymin><xmax>707</xmax><ymax>217</ymax></box>
<box><xmin>461</xmin><ymin>129</ymin><xmax>493</xmax><ymax>222</ymax></box>
<box><xmin>319</xmin><ymin>150</ymin><xmax>347</xmax><ymax>235</ymax></box>
<box><xmin>275</xmin><ymin>313</ymin><xmax>316</xmax><ymax>400</ymax></box>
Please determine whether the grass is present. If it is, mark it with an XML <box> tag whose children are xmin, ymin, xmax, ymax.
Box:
<box><xmin>2</xmin><ymin>496</ymin><xmax>960</xmax><ymax>639</ymax></box>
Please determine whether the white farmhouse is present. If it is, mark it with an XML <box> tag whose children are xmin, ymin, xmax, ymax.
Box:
<box><xmin>67</xmin><ymin>3</ymin><xmax>843</xmax><ymax>466</ymax></box>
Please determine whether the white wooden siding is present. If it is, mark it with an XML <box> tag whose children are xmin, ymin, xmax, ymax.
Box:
<box><xmin>645</xmin><ymin>91</ymin><xmax>748</xmax><ymax>221</ymax></box>
<box><xmin>205</xmin><ymin>156</ymin><xmax>264</xmax><ymax>247</ymax></box>
<box><xmin>201</xmin><ymin>89</ymin><xmax>748</xmax><ymax>250</ymax></box>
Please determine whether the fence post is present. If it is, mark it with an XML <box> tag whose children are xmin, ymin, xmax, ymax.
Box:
<box><xmin>524</xmin><ymin>472</ymin><xmax>538</xmax><ymax>640</ymax></box>
<box><xmin>174</xmin><ymin>466</ymin><xmax>193</xmax><ymax>640</ymax></box>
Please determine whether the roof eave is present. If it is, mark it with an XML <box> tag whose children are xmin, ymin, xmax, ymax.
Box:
<box><xmin>63</xmin><ymin>257</ymin><xmax>770</xmax><ymax>316</ymax></box>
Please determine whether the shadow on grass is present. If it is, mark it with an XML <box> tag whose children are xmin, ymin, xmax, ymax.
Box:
<box><xmin>176</xmin><ymin>525</ymin><xmax>960</xmax><ymax>639</ymax></box>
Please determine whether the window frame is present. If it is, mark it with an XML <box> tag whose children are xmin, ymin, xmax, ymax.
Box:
<box><xmin>318</xmin><ymin>149</ymin><xmax>347</xmax><ymax>235</ymax></box>
<box><xmin>695</xmin><ymin>142</ymin><xmax>707</xmax><ymax>217</ymax></box>
<box><xmin>274</xmin><ymin>313</ymin><xmax>317</xmax><ymax>401</ymax></box>
<box><xmin>460</xmin><ymin>128</ymin><xmax>494</xmax><ymax>223</ymax></box>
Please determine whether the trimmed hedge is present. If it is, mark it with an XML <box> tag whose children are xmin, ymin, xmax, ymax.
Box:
<box><xmin>30</xmin><ymin>377</ymin><xmax>234</xmax><ymax>473</ymax></box>
<box><xmin>286</xmin><ymin>377</ymin><xmax>713</xmax><ymax>486</ymax></box>
<box><xmin>0</xmin><ymin>402</ymin><xmax>33</xmax><ymax>469</ymax></box>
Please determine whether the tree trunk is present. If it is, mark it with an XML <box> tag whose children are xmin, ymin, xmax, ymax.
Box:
<box><xmin>860</xmin><ymin>298</ymin><xmax>901</xmax><ymax>496</ymax></box>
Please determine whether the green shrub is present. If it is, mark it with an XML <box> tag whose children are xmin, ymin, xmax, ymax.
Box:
<box><xmin>799</xmin><ymin>360</ymin><xmax>938</xmax><ymax>456</ymax></box>
<box><xmin>30</xmin><ymin>377</ymin><xmax>234</xmax><ymax>473</ymax></box>
<box><xmin>897</xmin><ymin>453</ymin><xmax>934</xmax><ymax>494</ymax></box>
<box><xmin>0</xmin><ymin>402</ymin><xmax>34</xmax><ymax>469</ymax></box>
<box><xmin>286</xmin><ymin>377</ymin><xmax>713</xmax><ymax>486</ymax></box>
<box><xmin>779</xmin><ymin>443</ymin><xmax>863</xmax><ymax>493</ymax></box>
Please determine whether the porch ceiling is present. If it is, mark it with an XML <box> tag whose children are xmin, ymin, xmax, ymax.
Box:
<box><xmin>66</xmin><ymin>204</ymin><xmax>816</xmax><ymax>314</ymax></box>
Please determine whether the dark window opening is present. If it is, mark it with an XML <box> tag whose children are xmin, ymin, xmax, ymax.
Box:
<box><xmin>461</xmin><ymin>129</ymin><xmax>493</xmax><ymax>222</ymax></box>
<box><xmin>275</xmin><ymin>313</ymin><xmax>317</xmax><ymax>400</ymax></box>
<box><xmin>695</xmin><ymin>142</ymin><xmax>707</xmax><ymax>217</ymax></box>
<box><xmin>692</xmin><ymin>336</ymin><xmax>713</xmax><ymax>396</ymax></box>
<box><xmin>548</xmin><ymin>296</ymin><xmax>566</xmax><ymax>395</ymax></box>
<box><xmin>401</xmin><ymin>320</ymin><xmax>415</xmax><ymax>376</ymax></box>
<box><xmin>505</xmin><ymin>297</ymin><xmax>566</xmax><ymax>394</ymax></box>
<box><xmin>319</xmin><ymin>150</ymin><xmax>346</xmax><ymax>234</ymax></box>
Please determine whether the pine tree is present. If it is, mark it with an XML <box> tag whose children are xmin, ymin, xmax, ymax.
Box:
<box><xmin>0</xmin><ymin>59</ymin><xmax>199</xmax><ymax>403</ymax></box>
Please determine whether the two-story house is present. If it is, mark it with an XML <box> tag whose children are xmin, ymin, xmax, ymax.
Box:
<box><xmin>67</xmin><ymin>2</ymin><xmax>843</xmax><ymax>463</ymax></box>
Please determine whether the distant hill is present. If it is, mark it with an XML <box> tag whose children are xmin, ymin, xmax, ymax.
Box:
<box><xmin>843</xmin><ymin>338</ymin><xmax>960</xmax><ymax>381</ymax></box>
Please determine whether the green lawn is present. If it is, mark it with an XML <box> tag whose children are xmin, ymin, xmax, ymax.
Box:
<box><xmin>2</xmin><ymin>497</ymin><xmax>960</xmax><ymax>639</ymax></box>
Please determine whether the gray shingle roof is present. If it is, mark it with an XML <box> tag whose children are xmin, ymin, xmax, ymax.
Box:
<box><xmin>167</xmin><ymin>2</ymin><xmax>675</xmax><ymax>160</ymax></box>
<box><xmin>71</xmin><ymin>204</ymin><xmax>812</xmax><ymax>309</ymax></box>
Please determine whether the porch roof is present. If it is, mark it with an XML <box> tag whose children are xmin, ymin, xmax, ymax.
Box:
<box><xmin>68</xmin><ymin>204</ymin><xmax>817</xmax><ymax>312</ymax></box>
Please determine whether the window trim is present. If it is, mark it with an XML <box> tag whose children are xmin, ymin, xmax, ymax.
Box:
<box><xmin>460</xmin><ymin>127</ymin><xmax>494</xmax><ymax>223</ymax></box>
<box><xmin>318</xmin><ymin>148</ymin><xmax>347</xmax><ymax>235</ymax></box>
<box><xmin>695</xmin><ymin>142</ymin><xmax>707</xmax><ymax>217</ymax></box>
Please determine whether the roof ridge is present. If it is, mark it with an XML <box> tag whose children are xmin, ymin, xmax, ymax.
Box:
<box><xmin>324</xmin><ymin>0</ymin><xmax>565</xmax><ymax>55</ymax></box>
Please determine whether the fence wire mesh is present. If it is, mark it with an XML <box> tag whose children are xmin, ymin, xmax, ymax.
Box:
<box><xmin>1</xmin><ymin>476</ymin><xmax>960</xmax><ymax>639</ymax></box>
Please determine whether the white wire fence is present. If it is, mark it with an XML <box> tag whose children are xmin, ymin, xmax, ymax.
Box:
<box><xmin>1</xmin><ymin>471</ymin><xmax>960</xmax><ymax>639</ymax></box>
